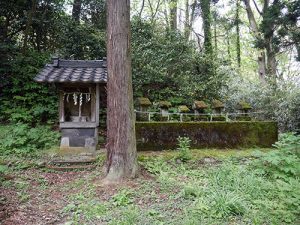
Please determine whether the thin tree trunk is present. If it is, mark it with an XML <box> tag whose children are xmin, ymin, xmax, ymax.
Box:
<box><xmin>169</xmin><ymin>0</ymin><xmax>177</xmax><ymax>30</ymax></box>
<box><xmin>213</xmin><ymin>11</ymin><xmax>217</xmax><ymax>54</ymax></box>
<box><xmin>163</xmin><ymin>0</ymin><xmax>170</xmax><ymax>29</ymax></box>
<box><xmin>72</xmin><ymin>0</ymin><xmax>81</xmax><ymax>23</ymax></box>
<box><xmin>23</xmin><ymin>0</ymin><xmax>37</xmax><ymax>54</ymax></box>
<box><xmin>105</xmin><ymin>0</ymin><xmax>138</xmax><ymax>181</ymax></box>
<box><xmin>236</xmin><ymin>0</ymin><xmax>241</xmax><ymax>69</ymax></box>
<box><xmin>184</xmin><ymin>0</ymin><xmax>190</xmax><ymax>39</ymax></box>
<box><xmin>226</xmin><ymin>29</ymin><xmax>231</xmax><ymax>60</ymax></box>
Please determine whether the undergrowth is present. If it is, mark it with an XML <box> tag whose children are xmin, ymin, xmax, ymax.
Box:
<box><xmin>0</xmin><ymin>123</ymin><xmax>60</xmax><ymax>156</ymax></box>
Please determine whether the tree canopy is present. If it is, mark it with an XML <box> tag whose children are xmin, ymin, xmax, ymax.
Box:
<box><xmin>0</xmin><ymin>0</ymin><xmax>299</xmax><ymax>131</ymax></box>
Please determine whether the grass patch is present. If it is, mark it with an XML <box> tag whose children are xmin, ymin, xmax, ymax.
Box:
<box><xmin>1</xmin><ymin>133</ymin><xmax>299</xmax><ymax>225</ymax></box>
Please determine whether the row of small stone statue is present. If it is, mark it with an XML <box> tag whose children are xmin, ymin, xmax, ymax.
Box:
<box><xmin>135</xmin><ymin>97</ymin><xmax>253</xmax><ymax>122</ymax></box>
<box><xmin>136</xmin><ymin>97</ymin><xmax>252</xmax><ymax>114</ymax></box>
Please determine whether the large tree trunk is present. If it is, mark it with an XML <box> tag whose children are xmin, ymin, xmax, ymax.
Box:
<box><xmin>200</xmin><ymin>0</ymin><xmax>213</xmax><ymax>56</ymax></box>
<box><xmin>242</xmin><ymin>0</ymin><xmax>279</xmax><ymax>81</ymax></box>
<box><xmin>72</xmin><ymin>0</ymin><xmax>81</xmax><ymax>23</ymax></box>
<box><xmin>105</xmin><ymin>0</ymin><xmax>138</xmax><ymax>181</ymax></box>
<box><xmin>169</xmin><ymin>0</ymin><xmax>177</xmax><ymax>30</ymax></box>
<box><xmin>243</xmin><ymin>0</ymin><xmax>267</xmax><ymax>81</ymax></box>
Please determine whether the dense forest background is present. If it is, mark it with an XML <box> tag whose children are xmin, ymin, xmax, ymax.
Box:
<box><xmin>0</xmin><ymin>0</ymin><xmax>299</xmax><ymax>132</ymax></box>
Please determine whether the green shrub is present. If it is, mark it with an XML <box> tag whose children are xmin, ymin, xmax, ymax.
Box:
<box><xmin>175</xmin><ymin>136</ymin><xmax>192</xmax><ymax>162</ymax></box>
<box><xmin>152</xmin><ymin>114</ymin><xmax>169</xmax><ymax>121</ymax></box>
<box><xmin>0</xmin><ymin>124</ymin><xmax>60</xmax><ymax>156</ymax></box>
<box><xmin>252</xmin><ymin>133</ymin><xmax>300</xmax><ymax>181</ymax></box>
<box><xmin>0</xmin><ymin>51</ymin><xmax>58</xmax><ymax>124</ymax></box>
<box><xmin>112</xmin><ymin>189</ymin><xmax>133</xmax><ymax>207</ymax></box>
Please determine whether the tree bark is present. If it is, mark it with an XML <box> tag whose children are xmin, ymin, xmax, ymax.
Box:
<box><xmin>72</xmin><ymin>0</ymin><xmax>81</xmax><ymax>23</ymax></box>
<box><xmin>23</xmin><ymin>0</ymin><xmax>37</xmax><ymax>54</ymax></box>
<box><xmin>105</xmin><ymin>0</ymin><xmax>138</xmax><ymax>181</ymax></box>
<box><xmin>236</xmin><ymin>0</ymin><xmax>241</xmax><ymax>69</ymax></box>
<box><xmin>139</xmin><ymin>0</ymin><xmax>145</xmax><ymax>18</ymax></box>
<box><xmin>200</xmin><ymin>0</ymin><xmax>213</xmax><ymax>56</ymax></box>
<box><xmin>213</xmin><ymin>11</ymin><xmax>217</xmax><ymax>54</ymax></box>
<box><xmin>169</xmin><ymin>0</ymin><xmax>177</xmax><ymax>30</ymax></box>
<box><xmin>243</xmin><ymin>0</ymin><xmax>266</xmax><ymax>81</ymax></box>
<box><xmin>226</xmin><ymin>29</ymin><xmax>231</xmax><ymax>60</ymax></box>
<box><xmin>184</xmin><ymin>0</ymin><xmax>190</xmax><ymax>39</ymax></box>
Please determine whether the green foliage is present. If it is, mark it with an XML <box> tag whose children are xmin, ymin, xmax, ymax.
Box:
<box><xmin>131</xmin><ymin>18</ymin><xmax>230</xmax><ymax>104</ymax></box>
<box><xmin>111</xmin><ymin>189</ymin><xmax>133</xmax><ymax>207</ymax></box>
<box><xmin>138</xmin><ymin>146</ymin><xmax>300</xmax><ymax>224</ymax></box>
<box><xmin>0</xmin><ymin>124</ymin><xmax>60</xmax><ymax>156</ymax></box>
<box><xmin>57</xmin><ymin>18</ymin><xmax>106</xmax><ymax>60</ymax></box>
<box><xmin>222</xmin><ymin>74</ymin><xmax>300</xmax><ymax>132</ymax></box>
<box><xmin>176</xmin><ymin>136</ymin><xmax>192</xmax><ymax>162</ymax></box>
<box><xmin>252</xmin><ymin>133</ymin><xmax>300</xmax><ymax>181</ymax></box>
<box><xmin>0</xmin><ymin>51</ymin><xmax>58</xmax><ymax>124</ymax></box>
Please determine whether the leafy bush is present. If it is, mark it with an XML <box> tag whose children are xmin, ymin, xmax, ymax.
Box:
<box><xmin>0</xmin><ymin>124</ymin><xmax>60</xmax><ymax>156</ymax></box>
<box><xmin>222</xmin><ymin>75</ymin><xmax>300</xmax><ymax>132</ymax></box>
<box><xmin>0</xmin><ymin>51</ymin><xmax>58</xmax><ymax>124</ymax></box>
<box><xmin>252</xmin><ymin>133</ymin><xmax>300</xmax><ymax>181</ymax></box>
<box><xmin>176</xmin><ymin>136</ymin><xmax>192</xmax><ymax>162</ymax></box>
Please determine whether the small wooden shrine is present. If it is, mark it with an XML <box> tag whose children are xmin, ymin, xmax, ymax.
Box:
<box><xmin>34</xmin><ymin>58</ymin><xmax>107</xmax><ymax>155</ymax></box>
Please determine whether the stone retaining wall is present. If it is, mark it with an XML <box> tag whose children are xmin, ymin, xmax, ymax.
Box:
<box><xmin>135</xmin><ymin>121</ymin><xmax>278</xmax><ymax>150</ymax></box>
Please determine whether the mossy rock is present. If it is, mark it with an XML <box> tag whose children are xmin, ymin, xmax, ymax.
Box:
<box><xmin>211</xmin><ymin>115</ymin><xmax>226</xmax><ymax>121</ymax></box>
<box><xmin>212</xmin><ymin>99</ymin><xmax>224</xmax><ymax>109</ymax></box>
<box><xmin>159</xmin><ymin>101</ymin><xmax>172</xmax><ymax>109</ymax></box>
<box><xmin>137</xmin><ymin>97</ymin><xmax>152</xmax><ymax>106</ymax></box>
<box><xmin>193</xmin><ymin>101</ymin><xmax>208</xmax><ymax>109</ymax></box>
<box><xmin>178</xmin><ymin>105</ymin><xmax>190</xmax><ymax>113</ymax></box>
<box><xmin>237</xmin><ymin>101</ymin><xmax>252</xmax><ymax>110</ymax></box>
<box><xmin>236</xmin><ymin>116</ymin><xmax>252</xmax><ymax>121</ymax></box>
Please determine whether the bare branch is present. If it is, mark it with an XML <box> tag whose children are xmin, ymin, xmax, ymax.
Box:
<box><xmin>252</xmin><ymin>0</ymin><xmax>262</xmax><ymax>15</ymax></box>
<box><xmin>139</xmin><ymin>0</ymin><xmax>145</xmax><ymax>18</ymax></box>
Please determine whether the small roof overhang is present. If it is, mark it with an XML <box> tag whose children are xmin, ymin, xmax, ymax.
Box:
<box><xmin>34</xmin><ymin>58</ymin><xmax>107</xmax><ymax>83</ymax></box>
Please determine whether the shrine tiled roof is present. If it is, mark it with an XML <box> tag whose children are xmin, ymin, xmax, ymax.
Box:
<box><xmin>34</xmin><ymin>58</ymin><xmax>107</xmax><ymax>83</ymax></box>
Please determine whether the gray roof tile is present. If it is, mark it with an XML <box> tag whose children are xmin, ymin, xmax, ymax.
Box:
<box><xmin>34</xmin><ymin>59</ymin><xmax>107</xmax><ymax>83</ymax></box>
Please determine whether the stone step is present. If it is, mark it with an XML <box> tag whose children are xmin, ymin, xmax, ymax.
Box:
<box><xmin>46</xmin><ymin>164</ymin><xmax>96</xmax><ymax>171</ymax></box>
<box><xmin>50</xmin><ymin>157</ymin><xmax>97</xmax><ymax>165</ymax></box>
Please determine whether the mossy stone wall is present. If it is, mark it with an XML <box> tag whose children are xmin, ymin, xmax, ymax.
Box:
<box><xmin>135</xmin><ymin>121</ymin><xmax>278</xmax><ymax>150</ymax></box>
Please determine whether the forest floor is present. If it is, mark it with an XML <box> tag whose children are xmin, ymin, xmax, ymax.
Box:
<box><xmin>0</xmin><ymin>148</ymin><xmax>298</xmax><ymax>225</ymax></box>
